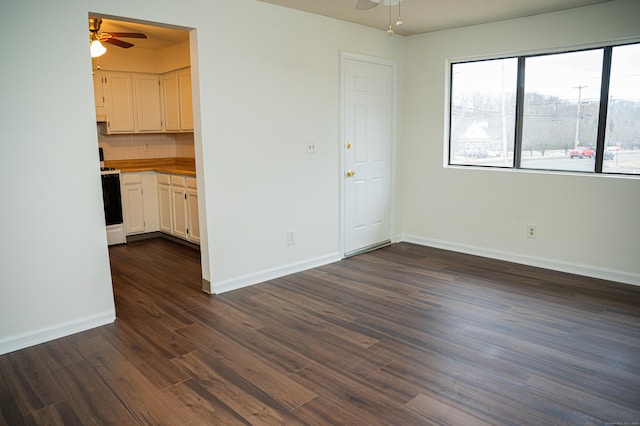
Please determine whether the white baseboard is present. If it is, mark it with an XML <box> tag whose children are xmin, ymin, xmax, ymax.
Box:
<box><xmin>211</xmin><ymin>252</ymin><xmax>343</xmax><ymax>294</ymax></box>
<box><xmin>0</xmin><ymin>310</ymin><xmax>116</xmax><ymax>356</ymax></box>
<box><xmin>397</xmin><ymin>234</ymin><xmax>640</xmax><ymax>287</ymax></box>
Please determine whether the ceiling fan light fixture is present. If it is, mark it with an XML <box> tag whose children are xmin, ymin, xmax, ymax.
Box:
<box><xmin>396</xmin><ymin>0</ymin><xmax>403</xmax><ymax>26</ymax></box>
<box><xmin>355</xmin><ymin>0</ymin><xmax>405</xmax><ymax>34</ymax></box>
<box><xmin>90</xmin><ymin>39</ymin><xmax>107</xmax><ymax>57</ymax></box>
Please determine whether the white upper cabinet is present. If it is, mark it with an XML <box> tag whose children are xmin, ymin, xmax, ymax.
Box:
<box><xmin>102</xmin><ymin>71</ymin><xmax>163</xmax><ymax>134</ymax></box>
<box><xmin>178</xmin><ymin>68</ymin><xmax>193</xmax><ymax>131</ymax></box>
<box><xmin>103</xmin><ymin>71</ymin><xmax>136</xmax><ymax>133</ymax></box>
<box><xmin>162</xmin><ymin>67</ymin><xmax>193</xmax><ymax>132</ymax></box>
<box><xmin>97</xmin><ymin>68</ymin><xmax>192</xmax><ymax>134</ymax></box>
<box><xmin>93</xmin><ymin>70</ymin><xmax>106</xmax><ymax>121</ymax></box>
<box><xmin>134</xmin><ymin>74</ymin><xmax>163</xmax><ymax>132</ymax></box>
<box><xmin>162</xmin><ymin>71</ymin><xmax>181</xmax><ymax>132</ymax></box>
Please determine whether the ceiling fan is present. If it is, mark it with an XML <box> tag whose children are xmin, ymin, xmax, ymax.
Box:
<box><xmin>89</xmin><ymin>18</ymin><xmax>147</xmax><ymax>57</ymax></box>
<box><xmin>355</xmin><ymin>0</ymin><xmax>404</xmax><ymax>11</ymax></box>
<box><xmin>355</xmin><ymin>0</ymin><xmax>405</xmax><ymax>35</ymax></box>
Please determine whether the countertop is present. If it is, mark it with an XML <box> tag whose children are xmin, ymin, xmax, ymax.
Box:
<box><xmin>104</xmin><ymin>157</ymin><xmax>196</xmax><ymax>176</ymax></box>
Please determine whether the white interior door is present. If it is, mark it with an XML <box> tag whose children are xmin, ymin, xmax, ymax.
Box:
<box><xmin>342</xmin><ymin>55</ymin><xmax>394</xmax><ymax>256</ymax></box>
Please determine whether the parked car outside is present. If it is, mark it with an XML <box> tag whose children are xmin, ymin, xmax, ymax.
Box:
<box><xmin>464</xmin><ymin>150</ymin><xmax>488</xmax><ymax>159</ymax></box>
<box><xmin>569</xmin><ymin>146</ymin><xmax>595</xmax><ymax>159</ymax></box>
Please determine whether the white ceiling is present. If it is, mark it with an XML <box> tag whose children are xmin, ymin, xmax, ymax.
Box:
<box><xmin>257</xmin><ymin>0</ymin><xmax>613</xmax><ymax>36</ymax></box>
<box><xmin>92</xmin><ymin>0</ymin><xmax>612</xmax><ymax>50</ymax></box>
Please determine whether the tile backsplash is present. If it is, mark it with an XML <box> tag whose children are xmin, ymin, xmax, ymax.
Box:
<box><xmin>97</xmin><ymin>123</ymin><xmax>195</xmax><ymax>160</ymax></box>
<box><xmin>175</xmin><ymin>133</ymin><xmax>195</xmax><ymax>158</ymax></box>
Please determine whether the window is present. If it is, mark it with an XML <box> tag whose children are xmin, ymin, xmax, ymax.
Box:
<box><xmin>604</xmin><ymin>43</ymin><xmax>640</xmax><ymax>174</ymax></box>
<box><xmin>450</xmin><ymin>58</ymin><xmax>517</xmax><ymax>166</ymax></box>
<box><xmin>449</xmin><ymin>42</ymin><xmax>640</xmax><ymax>175</ymax></box>
<box><xmin>521</xmin><ymin>50</ymin><xmax>602</xmax><ymax>172</ymax></box>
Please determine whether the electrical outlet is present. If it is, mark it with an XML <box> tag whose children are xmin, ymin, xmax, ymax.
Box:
<box><xmin>527</xmin><ymin>224</ymin><xmax>537</xmax><ymax>239</ymax></box>
<box><xmin>145</xmin><ymin>143</ymin><xmax>150</xmax><ymax>152</ymax></box>
<box><xmin>306</xmin><ymin>143</ymin><xmax>317</xmax><ymax>154</ymax></box>
<box><xmin>287</xmin><ymin>230</ymin><xmax>296</xmax><ymax>246</ymax></box>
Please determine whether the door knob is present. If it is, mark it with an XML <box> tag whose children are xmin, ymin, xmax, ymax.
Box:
<box><xmin>346</xmin><ymin>170</ymin><xmax>356</xmax><ymax>177</ymax></box>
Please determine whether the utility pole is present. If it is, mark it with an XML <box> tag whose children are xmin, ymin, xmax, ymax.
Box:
<box><xmin>574</xmin><ymin>85</ymin><xmax>587</xmax><ymax>149</ymax></box>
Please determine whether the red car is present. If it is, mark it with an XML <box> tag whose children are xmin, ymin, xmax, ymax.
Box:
<box><xmin>569</xmin><ymin>146</ymin><xmax>595</xmax><ymax>159</ymax></box>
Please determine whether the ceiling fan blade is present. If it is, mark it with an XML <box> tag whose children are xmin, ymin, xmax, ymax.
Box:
<box><xmin>102</xmin><ymin>38</ymin><xmax>134</xmax><ymax>49</ymax></box>
<box><xmin>105</xmin><ymin>32</ymin><xmax>147</xmax><ymax>39</ymax></box>
<box><xmin>355</xmin><ymin>0</ymin><xmax>379</xmax><ymax>10</ymax></box>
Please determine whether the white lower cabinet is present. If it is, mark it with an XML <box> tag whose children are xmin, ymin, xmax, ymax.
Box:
<box><xmin>170</xmin><ymin>175</ymin><xmax>188</xmax><ymax>239</ymax></box>
<box><xmin>122</xmin><ymin>172</ymin><xmax>159</xmax><ymax>236</ymax></box>
<box><xmin>122</xmin><ymin>176</ymin><xmax>144</xmax><ymax>234</ymax></box>
<box><xmin>157</xmin><ymin>172</ymin><xmax>199</xmax><ymax>244</ymax></box>
<box><xmin>157</xmin><ymin>173</ymin><xmax>173</xmax><ymax>234</ymax></box>
<box><xmin>186</xmin><ymin>177</ymin><xmax>200</xmax><ymax>244</ymax></box>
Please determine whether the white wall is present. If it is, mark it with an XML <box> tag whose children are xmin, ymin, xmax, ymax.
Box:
<box><xmin>193</xmin><ymin>2</ymin><xmax>403</xmax><ymax>290</ymax></box>
<box><xmin>0</xmin><ymin>0</ymin><xmax>402</xmax><ymax>354</ymax></box>
<box><xmin>0</xmin><ymin>0</ymin><xmax>117</xmax><ymax>354</ymax></box>
<box><xmin>399</xmin><ymin>0</ymin><xmax>640</xmax><ymax>285</ymax></box>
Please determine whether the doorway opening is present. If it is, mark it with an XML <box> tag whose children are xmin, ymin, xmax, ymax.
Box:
<box><xmin>88</xmin><ymin>13</ymin><xmax>208</xmax><ymax>292</ymax></box>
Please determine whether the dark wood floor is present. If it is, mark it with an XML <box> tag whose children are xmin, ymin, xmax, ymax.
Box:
<box><xmin>1</xmin><ymin>238</ymin><xmax>639</xmax><ymax>425</ymax></box>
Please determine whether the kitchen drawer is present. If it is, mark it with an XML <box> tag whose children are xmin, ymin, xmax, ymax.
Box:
<box><xmin>171</xmin><ymin>174</ymin><xmax>186</xmax><ymax>187</ymax></box>
<box><xmin>157</xmin><ymin>173</ymin><xmax>171</xmax><ymax>185</ymax></box>
<box><xmin>121</xmin><ymin>173</ymin><xmax>142</xmax><ymax>185</ymax></box>
<box><xmin>186</xmin><ymin>177</ymin><xmax>197</xmax><ymax>189</ymax></box>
